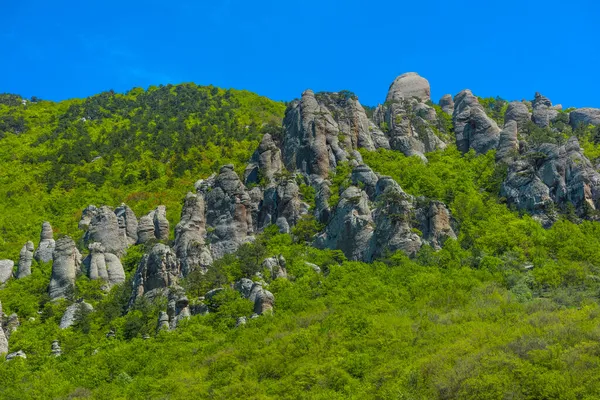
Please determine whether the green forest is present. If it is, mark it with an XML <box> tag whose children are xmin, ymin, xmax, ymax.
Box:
<box><xmin>1</xmin><ymin>84</ymin><xmax>600</xmax><ymax>399</ymax></box>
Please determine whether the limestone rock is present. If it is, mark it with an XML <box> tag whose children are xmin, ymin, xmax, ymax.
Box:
<box><xmin>496</xmin><ymin>120</ymin><xmax>519</xmax><ymax>163</ymax></box>
<box><xmin>4</xmin><ymin>314</ymin><xmax>20</xmax><ymax>339</ymax></box>
<box><xmin>258</xmin><ymin>179</ymin><xmax>305</xmax><ymax>231</ymax></box>
<box><xmin>130</xmin><ymin>244</ymin><xmax>180</xmax><ymax>305</ymax></box>
<box><xmin>78</xmin><ymin>205</ymin><xmax>98</xmax><ymax>230</ymax></box>
<box><xmin>439</xmin><ymin>94</ymin><xmax>454</xmax><ymax>115</ymax></box>
<box><xmin>33</xmin><ymin>221</ymin><xmax>55</xmax><ymax>263</ymax></box>
<box><xmin>83</xmin><ymin>243</ymin><xmax>125</xmax><ymax>286</ymax></box>
<box><xmin>137</xmin><ymin>211</ymin><xmax>157</xmax><ymax>244</ymax></box>
<box><xmin>0</xmin><ymin>260</ymin><xmax>14</xmax><ymax>284</ymax></box>
<box><xmin>504</xmin><ymin>101</ymin><xmax>532</xmax><ymax>134</ymax></box>
<box><xmin>385</xmin><ymin>72</ymin><xmax>431</xmax><ymax>103</ymax></box>
<box><xmin>115</xmin><ymin>204</ymin><xmax>138</xmax><ymax>246</ymax></box>
<box><xmin>51</xmin><ymin>340</ymin><xmax>62</xmax><ymax>357</ymax></box>
<box><xmin>48</xmin><ymin>236</ymin><xmax>82</xmax><ymax>300</ymax></box>
<box><xmin>59</xmin><ymin>300</ymin><xmax>94</xmax><ymax>329</ymax></box>
<box><xmin>532</xmin><ymin>92</ymin><xmax>559</xmax><ymax>128</ymax></box>
<box><xmin>351</xmin><ymin>164</ymin><xmax>379</xmax><ymax>199</ymax></box>
<box><xmin>86</xmin><ymin>206</ymin><xmax>127</xmax><ymax>256</ymax></box>
<box><xmin>174</xmin><ymin>192</ymin><xmax>212</xmax><ymax>275</ymax></box>
<box><xmin>167</xmin><ymin>286</ymin><xmax>191</xmax><ymax>329</ymax></box>
<box><xmin>16</xmin><ymin>241</ymin><xmax>34</xmax><ymax>278</ymax></box>
<box><xmin>6</xmin><ymin>350</ymin><xmax>26</xmax><ymax>360</ymax></box>
<box><xmin>247</xmin><ymin>133</ymin><xmax>283</xmax><ymax>184</ymax></box>
<box><xmin>419</xmin><ymin>201</ymin><xmax>457</xmax><ymax>250</ymax></box>
<box><xmin>453</xmin><ymin>90</ymin><xmax>501</xmax><ymax>154</ymax></box>
<box><xmin>261</xmin><ymin>255</ymin><xmax>287</xmax><ymax>280</ymax></box>
<box><xmin>153</xmin><ymin>205</ymin><xmax>170</xmax><ymax>242</ymax></box>
<box><xmin>569</xmin><ymin>108</ymin><xmax>600</xmax><ymax>127</ymax></box>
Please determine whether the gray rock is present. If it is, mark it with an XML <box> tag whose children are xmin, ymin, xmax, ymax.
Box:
<box><xmin>385</xmin><ymin>72</ymin><xmax>431</xmax><ymax>103</ymax></box>
<box><xmin>157</xmin><ymin>311</ymin><xmax>170</xmax><ymax>332</ymax></box>
<box><xmin>174</xmin><ymin>192</ymin><xmax>212</xmax><ymax>275</ymax></box>
<box><xmin>453</xmin><ymin>90</ymin><xmax>501</xmax><ymax>154</ymax></box>
<box><xmin>153</xmin><ymin>205</ymin><xmax>170</xmax><ymax>242</ymax></box>
<box><xmin>0</xmin><ymin>302</ymin><xmax>7</xmax><ymax>355</ymax></box>
<box><xmin>504</xmin><ymin>101</ymin><xmax>531</xmax><ymax>134</ymax></box>
<box><xmin>419</xmin><ymin>201</ymin><xmax>457</xmax><ymax>250</ymax></box>
<box><xmin>305</xmin><ymin>262</ymin><xmax>321</xmax><ymax>273</ymax></box>
<box><xmin>78</xmin><ymin>205</ymin><xmax>98</xmax><ymax>230</ymax></box>
<box><xmin>86</xmin><ymin>206</ymin><xmax>127</xmax><ymax>256</ymax></box>
<box><xmin>137</xmin><ymin>211</ymin><xmax>156</xmax><ymax>244</ymax></box>
<box><xmin>439</xmin><ymin>94</ymin><xmax>454</xmax><ymax>115</ymax></box>
<box><xmin>5</xmin><ymin>350</ymin><xmax>26</xmax><ymax>360</ymax></box>
<box><xmin>33</xmin><ymin>222</ymin><xmax>55</xmax><ymax>263</ymax></box>
<box><xmin>236</xmin><ymin>316</ymin><xmax>247</xmax><ymax>327</ymax></box>
<box><xmin>258</xmin><ymin>179</ymin><xmax>305</xmax><ymax>231</ymax></box>
<box><xmin>0</xmin><ymin>260</ymin><xmax>14</xmax><ymax>284</ymax></box>
<box><xmin>48</xmin><ymin>236</ymin><xmax>82</xmax><ymax>300</ymax></box>
<box><xmin>351</xmin><ymin>164</ymin><xmax>379</xmax><ymax>199</ymax></box>
<box><xmin>496</xmin><ymin>120</ymin><xmax>519</xmax><ymax>163</ymax></box>
<box><xmin>104</xmin><ymin>253</ymin><xmax>125</xmax><ymax>286</ymax></box>
<box><xmin>248</xmin><ymin>134</ymin><xmax>283</xmax><ymax>184</ymax></box>
<box><xmin>234</xmin><ymin>278</ymin><xmax>254</xmax><ymax>298</ymax></box>
<box><xmin>130</xmin><ymin>244</ymin><xmax>180</xmax><ymax>305</ymax></box>
<box><xmin>59</xmin><ymin>301</ymin><xmax>94</xmax><ymax>329</ymax></box>
<box><xmin>115</xmin><ymin>204</ymin><xmax>138</xmax><ymax>246</ymax></box>
<box><xmin>261</xmin><ymin>255</ymin><xmax>287</xmax><ymax>280</ymax></box>
<box><xmin>16</xmin><ymin>241</ymin><xmax>34</xmax><ymax>278</ymax></box>
<box><xmin>84</xmin><ymin>243</ymin><xmax>125</xmax><ymax>286</ymax></box>
<box><xmin>532</xmin><ymin>92</ymin><xmax>559</xmax><ymax>128</ymax></box>
<box><xmin>167</xmin><ymin>286</ymin><xmax>191</xmax><ymax>329</ymax></box>
<box><xmin>569</xmin><ymin>108</ymin><xmax>600</xmax><ymax>127</ymax></box>
<box><xmin>4</xmin><ymin>314</ymin><xmax>20</xmax><ymax>339</ymax></box>
<box><xmin>51</xmin><ymin>340</ymin><xmax>62</xmax><ymax>357</ymax></box>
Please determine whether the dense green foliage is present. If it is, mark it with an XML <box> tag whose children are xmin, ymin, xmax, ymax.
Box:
<box><xmin>2</xmin><ymin>87</ymin><xmax>600</xmax><ymax>399</ymax></box>
<box><xmin>0</xmin><ymin>85</ymin><xmax>285</xmax><ymax>258</ymax></box>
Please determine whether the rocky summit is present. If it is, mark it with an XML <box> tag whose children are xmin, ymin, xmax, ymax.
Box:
<box><xmin>1</xmin><ymin>74</ymin><xmax>600</xmax><ymax>399</ymax></box>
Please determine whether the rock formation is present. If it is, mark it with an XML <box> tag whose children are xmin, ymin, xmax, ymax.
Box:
<box><xmin>60</xmin><ymin>301</ymin><xmax>94</xmax><ymax>329</ymax></box>
<box><xmin>261</xmin><ymin>255</ymin><xmax>288</xmax><ymax>280</ymax></box>
<box><xmin>174</xmin><ymin>192</ymin><xmax>212</xmax><ymax>275</ymax></box>
<box><xmin>33</xmin><ymin>221</ymin><xmax>55</xmax><ymax>263</ymax></box>
<box><xmin>83</xmin><ymin>243</ymin><xmax>125</xmax><ymax>286</ymax></box>
<box><xmin>16</xmin><ymin>241</ymin><xmax>34</xmax><ymax>278</ymax></box>
<box><xmin>504</xmin><ymin>101</ymin><xmax>531</xmax><ymax>134</ymax></box>
<box><xmin>569</xmin><ymin>108</ymin><xmax>600</xmax><ymax>128</ymax></box>
<box><xmin>51</xmin><ymin>340</ymin><xmax>62</xmax><ymax>357</ymax></box>
<box><xmin>85</xmin><ymin>206</ymin><xmax>128</xmax><ymax>256</ymax></box>
<box><xmin>0</xmin><ymin>260</ymin><xmax>14</xmax><ymax>284</ymax></box>
<box><xmin>531</xmin><ymin>92</ymin><xmax>559</xmax><ymax>128</ymax></box>
<box><xmin>166</xmin><ymin>286</ymin><xmax>191</xmax><ymax>329</ymax></box>
<box><xmin>386</xmin><ymin>72</ymin><xmax>431</xmax><ymax>103</ymax></box>
<box><xmin>234</xmin><ymin>279</ymin><xmax>274</xmax><ymax>315</ymax></box>
<box><xmin>0</xmin><ymin>301</ymin><xmax>7</xmax><ymax>355</ymax></box>
<box><xmin>496</xmin><ymin>120</ymin><xmax>519</xmax><ymax>163</ymax></box>
<box><xmin>453</xmin><ymin>90</ymin><xmax>501</xmax><ymax>154</ymax></box>
<box><xmin>115</xmin><ymin>204</ymin><xmax>138</xmax><ymax>245</ymax></box>
<box><xmin>439</xmin><ymin>94</ymin><xmax>454</xmax><ymax>115</ymax></box>
<box><xmin>130</xmin><ymin>244</ymin><xmax>180</xmax><ymax>305</ymax></box>
<box><xmin>48</xmin><ymin>236</ymin><xmax>81</xmax><ymax>300</ymax></box>
<box><xmin>244</xmin><ymin>133</ymin><xmax>283</xmax><ymax>184</ymax></box>
<box><xmin>153</xmin><ymin>205</ymin><xmax>170</xmax><ymax>242</ymax></box>
<box><xmin>6</xmin><ymin>350</ymin><xmax>26</xmax><ymax>360</ymax></box>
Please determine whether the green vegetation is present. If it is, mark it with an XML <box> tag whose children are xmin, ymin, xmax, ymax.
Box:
<box><xmin>479</xmin><ymin>96</ymin><xmax>508</xmax><ymax>126</ymax></box>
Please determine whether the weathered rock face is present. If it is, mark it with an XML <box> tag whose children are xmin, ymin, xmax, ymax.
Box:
<box><xmin>569</xmin><ymin>108</ymin><xmax>600</xmax><ymax>127</ymax></box>
<box><xmin>439</xmin><ymin>94</ymin><xmax>454</xmax><ymax>115</ymax></box>
<box><xmin>258</xmin><ymin>179</ymin><xmax>306</xmax><ymax>232</ymax></box>
<box><xmin>316</xmin><ymin>186</ymin><xmax>375</xmax><ymax>261</ymax></box>
<box><xmin>504</xmin><ymin>101</ymin><xmax>532</xmax><ymax>134</ymax></box>
<box><xmin>59</xmin><ymin>301</ymin><xmax>94</xmax><ymax>329</ymax></box>
<box><xmin>453</xmin><ymin>90</ymin><xmax>501</xmax><ymax>154</ymax></box>
<box><xmin>34</xmin><ymin>221</ymin><xmax>55</xmax><ymax>263</ymax></box>
<box><xmin>83</xmin><ymin>243</ymin><xmax>125</xmax><ymax>286</ymax></box>
<box><xmin>351</xmin><ymin>164</ymin><xmax>379</xmax><ymax>199</ymax></box>
<box><xmin>136</xmin><ymin>206</ymin><xmax>169</xmax><ymax>244</ymax></box>
<box><xmin>78</xmin><ymin>205</ymin><xmax>99</xmax><ymax>230</ymax></box>
<box><xmin>261</xmin><ymin>255</ymin><xmax>288</xmax><ymax>280</ymax></box>
<box><xmin>137</xmin><ymin>210</ymin><xmax>156</xmax><ymax>244</ymax></box>
<box><xmin>86</xmin><ymin>206</ymin><xmax>127</xmax><ymax>256</ymax></box>
<box><xmin>0</xmin><ymin>260</ymin><xmax>14</xmax><ymax>284</ymax></box>
<box><xmin>531</xmin><ymin>92</ymin><xmax>559</xmax><ymax>128</ymax></box>
<box><xmin>167</xmin><ymin>286</ymin><xmax>191</xmax><ymax>330</ymax></box>
<box><xmin>153</xmin><ymin>205</ymin><xmax>170</xmax><ymax>242</ymax></box>
<box><xmin>130</xmin><ymin>244</ymin><xmax>180</xmax><ymax>305</ymax></box>
<box><xmin>496</xmin><ymin>120</ymin><xmax>520</xmax><ymax>163</ymax></box>
<box><xmin>501</xmin><ymin>137</ymin><xmax>600</xmax><ymax>224</ymax></box>
<box><xmin>418</xmin><ymin>201</ymin><xmax>457</xmax><ymax>250</ymax></box>
<box><xmin>386</xmin><ymin>72</ymin><xmax>431</xmax><ymax>103</ymax></box>
<box><xmin>174</xmin><ymin>192</ymin><xmax>212</xmax><ymax>275</ymax></box>
<box><xmin>16</xmin><ymin>241</ymin><xmax>34</xmax><ymax>278</ymax></box>
<box><xmin>48</xmin><ymin>237</ymin><xmax>81</xmax><ymax>300</ymax></box>
<box><xmin>6</xmin><ymin>350</ymin><xmax>26</xmax><ymax>360</ymax></box>
<box><xmin>203</xmin><ymin>165</ymin><xmax>254</xmax><ymax>260</ymax></box>
<box><xmin>245</xmin><ymin>133</ymin><xmax>283</xmax><ymax>185</ymax></box>
<box><xmin>4</xmin><ymin>314</ymin><xmax>19</xmax><ymax>339</ymax></box>
<box><xmin>235</xmin><ymin>280</ymin><xmax>274</xmax><ymax>315</ymax></box>
<box><xmin>115</xmin><ymin>204</ymin><xmax>138</xmax><ymax>246</ymax></box>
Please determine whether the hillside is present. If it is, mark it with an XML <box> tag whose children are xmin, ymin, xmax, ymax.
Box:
<box><xmin>1</xmin><ymin>74</ymin><xmax>600</xmax><ymax>399</ymax></box>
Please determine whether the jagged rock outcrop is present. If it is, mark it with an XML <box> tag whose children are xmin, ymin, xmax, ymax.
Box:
<box><xmin>531</xmin><ymin>92</ymin><xmax>559</xmax><ymax>128</ymax></box>
<box><xmin>245</xmin><ymin>133</ymin><xmax>283</xmax><ymax>184</ymax></box>
<box><xmin>6</xmin><ymin>350</ymin><xmax>26</xmax><ymax>360</ymax></box>
<box><xmin>86</xmin><ymin>206</ymin><xmax>127</xmax><ymax>256</ymax></box>
<box><xmin>59</xmin><ymin>300</ymin><xmax>94</xmax><ymax>329</ymax></box>
<box><xmin>136</xmin><ymin>206</ymin><xmax>169</xmax><ymax>244</ymax></box>
<box><xmin>174</xmin><ymin>192</ymin><xmax>212</xmax><ymax>275</ymax></box>
<box><xmin>115</xmin><ymin>204</ymin><xmax>138</xmax><ymax>246</ymax></box>
<box><xmin>153</xmin><ymin>205</ymin><xmax>170</xmax><ymax>242</ymax></box>
<box><xmin>83</xmin><ymin>243</ymin><xmax>125</xmax><ymax>286</ymax></box>
<box><xmin>157</xmin><ymin>311</ymin><xmax>170</xmax><ymax>332</ymax></box>
<box><xmin>167</xmin><ymin>286</ymin><xmax>191</xmax><ymax>329</ymax></box>
<box><xmin>258</xmin><ymin>179</ymin><xmax>306</xmax><ymax>232</ymax></box>
<box><xmin>137</xmin><ymin>210</ymin><xmax>157</xmax><ymax>244</ymax></box>
<box><xmin>504</xmin><ymin>101</ymin><xmax>532</xmax><ymax>133</ymax></box>
<box><xmin>351</xmin><ymin>164</ymin><xmax>379</xmax><ymax>199</ymax></box>
<box><xmin>496</xmin><ymin>121</ymin><xmax>519</xmax><ymax>163</ymax></box>
<box><xmin>3</xmin><ymin>314</ymin><xmax>20</xmax><ymax>339</ymax></box>
<box><xmin>439</xmin><ymin>94</ymin><xmax>454</xmax><ymax>115</ymax></box>
<box><xmin>16</xmin><ymin>241</ymin><xmax>34</xmax><ymax>278</ymax></box>
<box><xmin>569</xmin><ymin>108</ymin><xmax>600</xmax><ymax>127</ymax></box>
<box><xmin>78</xmin><ymin>205</ymin><xmax>99</xmax><ymax>230</ymax></box>
<box><xmin>418</xmin><ymin>201</ymin><xmax>457</xmax><ymax>250</ymax></box>
<box><xmin>234</xmin><ymin>279</ymin><xmax>274</xmax><ymax>315</ymax></box>
<box><xmin>202</xmin><ymin>165</ymin><xmax>254</xmax><ymax>259</ymax></box>
<box><xmin>261</xmin><ymin>255</ymin><xmax>287</xmax><ymax>280</ymax></box>
<box><xmin>453</xmin><ymin>90</ymin><xmax>501</xmax><ymax>154</ymax></box>
<box><xmin>0</xmin><ymin>260</ymin><xmax>14</xmax><ymax>284</ymax></box>
<box><xmin>386</xmin><ymin>72</ymin><xmax>431</xmax><ymax>103</ymax></box>
<box><xmin>501</xmin><ymin>137</ymin><xmax>600</xmax><ymax>225</ymax></box>
<box><xmin>33</xmin><ymin>221</ymin><xmax>55</xmax><ymax>263</ymax></box>
<box><xmin>130</xmin><ymin>244</ymin><xmax>180</xmax><ymax>305</ymax></box>
<box><xmin>48</xmin><ymin>236</ymin><xmax>82</xmax><ymax>300</ymax></box>
<box><xmin>316</xmin><ymin>186</ymin><xmax>375</xmax><ymax>261</ymax></box>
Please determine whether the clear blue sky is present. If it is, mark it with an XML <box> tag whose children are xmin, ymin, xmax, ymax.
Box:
<box><xmin>1</xmin><ymin>0</ymin><xmax>599</xmax><ymax>108</ymax></box>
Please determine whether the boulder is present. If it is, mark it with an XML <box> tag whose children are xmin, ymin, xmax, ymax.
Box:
<box><xmin>531</xmin><ymin>92</ymin><xmax>559</xmax><ymax>128</ymax></box>
<box><xmin>130</xmin><ymin>244</ymin><xmax>180</xmax><ymax>305</ymax></box>
<box><xmin>174</xmin><ymin>192</ymin><xmax>212</xmax><ymax>275</ymax></box>
<box><xmin>419</xmin><ymin>201</ymin><xmax>457</xmax><ymax>250</ymax></box>
<box><xmin>569</xmin><ymin>108</ymin><xmax>600</xmax><ymax>127</ymax></box>
<box><xmin>351</xmin><ymin>164</ymin><xmax>379</xmax><ymax>199</ymax></box>
<box><xmin>59</xmin><ymin>301</ymin><xmax>94</xmax><ymax>329</ymax></box>
<box><xmin>86</xmin><ymin>206</ymin><xmax>127</xmax><ymax>256</ymax></box>
<box><xmin>153</xmin><ymin>205</ymin><xmax>170</xmax><ymax>242</ymax></box>
<box><xmin>439</xmin><ymin>94</ymin><xmax>454</xmax><ymax>115</ymax></box>
<box><xmin>453</xmin><ymin>90</ymin><xmax>501</xmax><ymax>154</ymax></box>
<box><xmin>261</xmin><ymin>255</ymin><xmax>288</xmax><ymax>280</ymax></box>
<box><xmin>83</xmin><ymin>243</ymin><xmax>125</xmax><ymax>286</ymax></box>
<box><xmin>51</xmin><ymin>340</ymin><xmax>62</xmax><ymax>357</ymax></box>
<box><xmin>0</xmin><ymin>302</ymin><xmax>7</xmax><ymax>355</ymax></box>
<box><xmin>16</xmin><ymin>241</ymin><xmax>34</xmax><ymax>278</ymax></box>
<box><xmin>247</xmin><ymin>133</ymin><xmax>283</xmax><ymax>184</ymax></box>
<box><xmin>0</xmin><ymin>260</ymin><xmax>14</xmax><ymax>284</ymax></box>
<box><xmin>496</xmin><ymin>120</ymin><xmax>519</xmax><ymax>163</ymax></box>
<box><xmin>33</xmin><ymin>221</ymin><xmax>55</xmax><ymax>263</ymax></box>
<box><xmin>137</xmin><ymin>211</ymin><xmax>156</xmax><ymax>244</ymax></box>
<box><xmin>5</xmin><ymin>350</ymin><xmax>26</xmax><ymax>360</ymax></box>
<box><xmin>504</xmin><ymin>101</ymin><xmax>532</xmax><ymax>134</ymax></box>
<box><xmin>48</xmin><ymin>236</ymin><xmax>82</xmax><ymax>300</ymax></box>
<box><xmin>167</xmin><ymin>286</ymin><xmax>191</xmax><ymax>329</ymax></box>
<box><xmin>385</xmin><ymin>72</ymin><xmax>431</xmax><ymax>103</ymax></box>
<box><xmin>115</xmin><ymin>204</ymin><xmax>138</xmax><ymax>245</ymax></box>
<box><xmin>78</xmin><ymin>205</ymin><xmax>98</xmax><ymax>231</ymax></box>
<box><xmin>4</xmin><ymin>314</ymin><xmax>20</xmax><ymax>339</ymax></box>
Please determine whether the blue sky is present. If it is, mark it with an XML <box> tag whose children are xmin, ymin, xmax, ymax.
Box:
<box><xmin>1</xmin><ymin>0</ymin><xmax>599</xmax><ymax>108</ymax></box>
